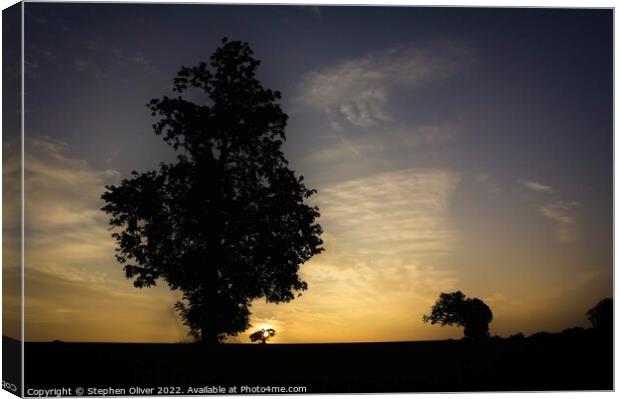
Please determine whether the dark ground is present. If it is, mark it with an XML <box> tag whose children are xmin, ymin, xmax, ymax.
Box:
<box><xmin>22</xmin><ymin>329</ymin><xmax>612</xmax><ymax>395</ymax></box>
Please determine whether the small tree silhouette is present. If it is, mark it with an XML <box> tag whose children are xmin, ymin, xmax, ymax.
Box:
<box><xmin>423</xmin><ymin>291</ymin><xmax>493</xmax><ymax>339</ymax></box>
<box><xmin>250</xmin><ymin>328</ymin><xmax>276</xmax><ymax>344</ymax></box>
<box><xmin>587</xmin><ymin>297</ymin><xmax>612</xmax><ymax>332</ymax></box>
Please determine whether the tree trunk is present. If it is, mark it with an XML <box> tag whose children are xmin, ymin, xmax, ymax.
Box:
<box><xmin>200</xmin><ymin>326</ymin><xmax>219</xmax><ymax>345</ymax></box>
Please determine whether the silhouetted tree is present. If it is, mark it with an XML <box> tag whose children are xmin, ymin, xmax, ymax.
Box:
<box><xmin>423</xmin><ymin>291</ymin><xmax>493</xmax><ymax>339</ymax></box>
<box><xmin>507</xmin><ymin>332</ymin><xmax>525</xmax><ymax>341</ymax></box>
<box><xmin>101</xmin><ymin>38</ymin><xmax>323</xmax><ymax>344</ymax></box>
<box><xmin>587</xmin><ymin>297</ymin><xmax>612</xmax><ymax>332</ymax></box>
<box><xmin>249</xmin><ymin>328</ymin><xmax>276</xmax><ymax>344</ymax></box>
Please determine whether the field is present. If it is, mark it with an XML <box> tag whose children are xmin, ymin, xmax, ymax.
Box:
<box><xmin>20</xmin><ymin>329</ymin><xmax>612</xmax><ymax>394</ymax></box>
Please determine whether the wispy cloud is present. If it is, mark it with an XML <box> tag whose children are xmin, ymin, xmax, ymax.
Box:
<box><xmin>25</xmin><ymin>136</ymin><xmax>120</xmax><ymax>284</ymax></box>
<box><xmin>251</xmin><ymin>168</ymin><xmax>462</xmax><ymax>342</ymax></box>
<box><xmin>317</xmin><ymin>169</ymin><xmax>460</xmax><ymax>258</ymax></box>
<box><xmin>298</xmin><ymin>40</ymin><xmax>474</xmax><ymax>129</ymax></box>
<box><xmin>42</xmin><ymin>50</ymin><xmax>57</xmax><ymax>59</ymax></box>
<box><xmin>474</xmin><ymin>172</ymin><xmax>503</xmax><ymax>195</ymax></box>
<box><xmin>3</xmin><ymin>140</ymin><xmax>22</xmax><ymax>339</ymax></box>
<box><xmin>518</xmin><ymin>179</ymin><xmax>581</xmax><ymax>243</ymax></box>
<box><xmin>520</xmin><ymin>179</ymin><xmax>554</xmax><ymax>194</ymax></box>
<box><xmin>73</xmin><ymin>38</ymin><xmax>160</xmax><ymax>81</ymax></box>
<box><xmin>74</xmin><ymin>58</ymin><xmax>94</xmax><ymax>71</ymax></box>
<box><xmin>539</xmin><ymin>200</ymin><xmax>580</xmax><ymax>243</ymax></box>
<box><xmin>21</xmin><ymin>137</ymin><xmax>464</xmax><ymax>343</ymax></box>
<box><xmin>73</xmin><ymin>58</ymin><xmax>111</xmax><ymax>80</ymax></box>
<box><xmin>22</xmin><ymin>137</ymin><xmax>185</xmax><ymax>342</ymax></box>
<box><xmin>307</xmin><ymin>124</ymin><xmax>457</xmax><ymax>165</ymax></box>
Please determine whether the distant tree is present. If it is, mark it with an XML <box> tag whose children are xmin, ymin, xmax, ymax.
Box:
<box><xmin>528</xmin><ymin>331</ymin><xmax>552</xmax><ymax>341</ymax></box>
<box><xmin>249</xmin><ymin>328</ymin><xmax>276</xmax><ymax>344</ymax></box>
<box><xmin>423</xmin><ymin>291</ymin><xmax>493</xmax><ymax>339</ymax></box>
<box><xmin>587</xmin><ymin>298</ymin><xmax>612</xmax><ymax>332</ymax></box>
<box><xmin>101</xmin><ymin>38</ymin><xmax>324</xmax><ymax>344</ymax></box>
<box><xmin>561</xmin><ymin>326</ymin><xmax>588</xmax><ymax>339</ymax></box>
<box><xmin>507</xmin><ymin>332</ymin><xmax>525</xmax><ymax>341</ymax></box>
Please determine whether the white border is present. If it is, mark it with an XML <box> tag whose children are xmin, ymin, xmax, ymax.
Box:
<box><xmin>0</xmin><ymin>2</ymin><xmax>616</xmax><ymax>399</ymax></box>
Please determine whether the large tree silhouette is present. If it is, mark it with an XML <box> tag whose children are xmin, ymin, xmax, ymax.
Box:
<box><xmin>423</xmin><ymin>291</ymin><xmax>493</xmax><ymax>339</ymax></box>
<box><xmin>101</xmin><ymin>38</ymin><xmax>323</xmax><ymax>344</ymax></box>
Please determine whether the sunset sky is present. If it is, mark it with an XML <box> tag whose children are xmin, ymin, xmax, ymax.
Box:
<box><xmin>6</xmin><ymin>4</ymin><xmax>612</xmax><ymax>343</ymax></box>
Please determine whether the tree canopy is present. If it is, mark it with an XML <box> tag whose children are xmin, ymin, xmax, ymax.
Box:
<box><xmin>101</xmin><ymin>38</ymin><xmax>324</xmax><ymax>344</ymax></box>
<box><xmin>249</xmin><ymin>328</ymin><xmax>276</xmax><ymax>344</ymax></box>
<box><xmin>423</xmin><ymin>291</ymin><xmax>493</xmax><ymax>339</ymax></box>
<box><xmin>587</xmin><ymin>297</ymin><xmax>612</xmax><ymax>333</ymax></box>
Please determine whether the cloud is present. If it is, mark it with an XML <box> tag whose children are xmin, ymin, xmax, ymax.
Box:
<box><xmin>520</xmin><ymin>179</ymin><xmax>554</xmax><ymax>194</ymax></box>
<box><xmin>20</xmin><ymin>137</ymin><xmax>186</xmax><ymax>342</ymax></box>
<box><xmin>298</xmin><ymin>40</ymin><xmax>474</xmax><ymax>128</ymax></box>
<box><xmin>302</xmin><ymin>124</ymin><xmax>458</xmax><ymax>183</ymax></box>
<box><xmin>72</xmin><ymin>39</ymin><xmax>160</xmax><ymax>81</ymax></box>
<box><xmin>42</xmin><ymin>50</ymin><xmax>57</xmax><ymax>59</ymax></box>
<box><xmin>473</xmin><ymin>173</ymin><xmax>503</xmax><ymax>195</ymax></box>
<box><xmin>250</xmin><ymin>168</ymin><xmax>462</xmax><ymax>342</ymax></box>
<box><xmin>3</xmin><ymin>139</ymin><xmax>22</xmax><ymax>339</ymax></box>
<box><xmin>539</xmin><ymin>200</ymin><xmax>580</xmax><ymax>243</ymax></box>
<box><xmin>20</xmin><ymin>137</ymin><xmax>463</xmax><ymax>343</ymax></box>
<box><xmin>25</xmin><ymin>44</ymin><xmax>57</xmax><ymax>74</ymax></box>
<box><xmin>317</xmin><ymin>169</ymin><xmax>460</xmax><ymax>258</ymax></box>
<box><xmin>518</xmin><ymin>179</ymin><xmax>580</xmax><ymax>243</ymax></box>
<box><xmin>73</xmin><ymin>58</ymin><xmax>111</xmax><ymax>80</ymax></box>
<box><xmin>74</xmin><ymin>58</ymin><xmax>93</xmax><ymax>71</ymax></box>
<box><xmin>24</xmin><ymin>136</ymin><xmax>121</xmax><ymax>282</ymax></box>
<box><xmin>26</xmin><ymin>137</ymin><xmax>119</xmax><ymax>233</ymax></box>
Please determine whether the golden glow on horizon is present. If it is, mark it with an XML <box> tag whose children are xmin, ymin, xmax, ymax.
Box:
<box><xmin>257</xmin><ymin>324</ymin><xmax>274</xmax><ymax>332</ymax></box>
<box><xmin>14</xmin><ymin>137</ymin><xmax>612</xmax><ymax>343</ymax></box>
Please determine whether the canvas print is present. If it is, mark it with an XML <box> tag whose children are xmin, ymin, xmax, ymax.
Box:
<box><xmin>2</xmin><ymin>2</ymin><xmax>613</xmax><ymax>396</ymax></box>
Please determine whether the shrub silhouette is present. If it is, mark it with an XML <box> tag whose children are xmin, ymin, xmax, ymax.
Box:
<box><xmin>101</xmin><ymin>38</ymin><xmax>324</xmax><ymax>344</ymax></box>
<box><xmin>249</xmin><ymin>328</ymin><xmax>276</xmax><ymax>344</ymax></box>
<box><xmin>423</xmin><ymin>291</ymin><xmax>493</xmax><ymax>339</ymax></box>
<box><xmin>587</xmin><ymin>297</ymin><xmax>612</xmax><ymax>333</ymax></box>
